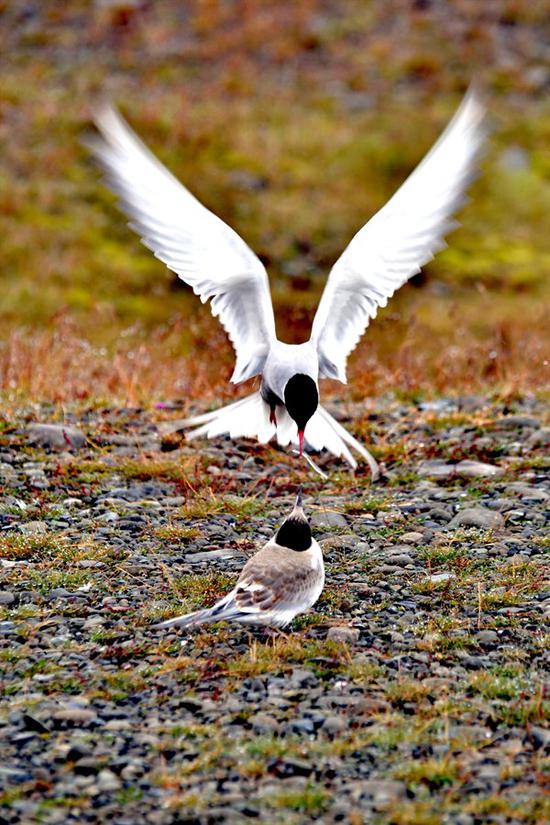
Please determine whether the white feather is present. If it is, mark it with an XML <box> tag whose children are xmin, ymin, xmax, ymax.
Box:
<box><xmin>185</xmin><ymin>393</ymin><xmax>378</xmax><ymax>474</ymax></box>
<box><xmin>310</xmin><ymin>89</ymin><xmax>486</xmax><ymax>382</ymax></box>
<box><xmin>86</xmin><ymin>106</ymin><xmax>276</xmax><ymax>384</ymax></box>
<box><xmin>184</xmin><ymin>392</ymin><xmax>276</xmax><ymax>444</ymax></box>
<box><xmin>88</xmin><ymin>91</ymin><xmax>485</xmax><ymax>475</ymax></box>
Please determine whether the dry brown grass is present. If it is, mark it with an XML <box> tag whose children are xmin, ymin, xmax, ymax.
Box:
<box><xmin>1</xmin><ymin>0</ymin><xmax>549</xmax><ymax>409</ymax></box>
<box><xmin>1</xmin><ymin>291</ymin><xmax>547</xmax><ymax>407</ymax></box>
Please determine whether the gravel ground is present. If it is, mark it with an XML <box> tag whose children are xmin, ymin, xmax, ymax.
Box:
<box><xmin>0</xmin><ymin>395</ymin><xmax>548</xmax><ymax>824</ymax></box>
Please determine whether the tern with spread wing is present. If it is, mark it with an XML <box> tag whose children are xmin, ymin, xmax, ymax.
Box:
<box><xmin>155</xmin><ymin>490</ymin><xmax>324</xmax><ymax>630</ymax></box>
<box><xmin>87</xmin><ymin>90</ymin><xmax>485</xmax><ymax>477</ymax></box>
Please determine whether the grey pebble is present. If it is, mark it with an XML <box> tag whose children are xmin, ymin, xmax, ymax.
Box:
<box><xmin>249</xmin><ymin>713</ymin><xmax>281</xmax><ymax>734</ymax></box>
<box><xmin>2</xmin><ymin>396</ymin><xmax>547</xmax><ymax>823</ymax></box>
<box><xmin>428</xmin><ymin>572</ymin><xmax>454</xmax><ymax>584</ymax></box>
<box><xmin>352</xmin><ymin>779</ymin><xmax>407</xmax><ymax>804</ymax></box>
<box><xmin>455</xmin><ymin>459</ymin><xmax>504</xmax><ymax>478</ymax></box>
<box><xmin>96</xmin><ymin>769</ymin><xmax>122</xmax><ymax>792</ymax></box>
<box><xmin>27</xmin><ymin>423</ymin><xmax>86</xmax><ymax>449</ymax></box>
<box><xmin>321</xmin><ymin>715</ymin><xmax>348</xmax><ymax>735</ymax></box>
<box><xmin>475</xmin><ymin>630</ymin><xmax>499</xmax><ymax>645</ymax></box>
<box><xmin>400</xmin><ymin>531</ymin><xmax>424</xmax><ymax>544</ymax></box>
<box><xmin>311</xmin><ymin>510</ymin><xmax>348</xmax><ymax>528</ymax></box>
<box><xmin>448</xmin><ymin>507</ymin><xmax>505</xmax><ymax>530</ymax></box>
<box><xmin>51</xmin><ymin>708</ymin><xmax>98</xmax><ymax>726</ymax></box>
<box><xmin>18</xmin><ymin>520</ymin><xmax>49</xmax><ymax>535</ymax></box>
<box><xmin>327</xmin><ymin>626</ymin><xmax>360</xmax><ymax>644</ymax></box>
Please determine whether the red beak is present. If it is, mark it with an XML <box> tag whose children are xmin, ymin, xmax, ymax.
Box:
<box><xmin>298</xmin><ymin>430</ymin><xmax>304</xmax><ymax>456</ymax></box>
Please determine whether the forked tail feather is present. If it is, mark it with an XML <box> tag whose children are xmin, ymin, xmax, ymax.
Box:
<box><xmin>183</xmin><ymin>392</ymin><xmax>379</xmax><ymax>478</ymax></box>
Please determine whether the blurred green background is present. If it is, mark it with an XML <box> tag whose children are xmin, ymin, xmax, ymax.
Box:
<box><xmin>1</xmin><ymin>0</ymin><xmax>549</xmax><ymax>403</ymax></box>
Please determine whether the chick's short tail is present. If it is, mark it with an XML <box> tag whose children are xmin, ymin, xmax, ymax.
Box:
<box><xmin>154</xmin><ymin>608</ymin><xmax>212</xmax><ymax>630</ymax></box>
<box><xmin>155</xmin><ymin>600</ymin><xmax>241</xmax><ymax>630</ymax></box>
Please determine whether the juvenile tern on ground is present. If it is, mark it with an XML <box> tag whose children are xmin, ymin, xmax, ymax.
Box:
<box><xmin>88</xmin><ymin>90</ymin><xmax>485</xmax><ymax>476</ymax></box>
<box><xmin>155</xmin><ymin>491</ymin><xmax>324</xmax><ymax>630</ymax></box>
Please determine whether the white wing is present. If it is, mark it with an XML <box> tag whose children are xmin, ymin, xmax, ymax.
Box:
<box><xmin>310</xmin><ymin>89</ymin><xmax>486</xmax><ymax>382</ymax></box>
<box><xmin>86</xmin><ymin>105</ymin><xmax>276</xmax><ymax>384</ymax></box>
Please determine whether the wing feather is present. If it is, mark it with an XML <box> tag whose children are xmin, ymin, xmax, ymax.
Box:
<box><xmin>310</xmin><ymin>89</ymin><xmax>486</xmax><ymax>382</ymax></box>
<box><xmin>86</xmin><ymin>105</ymin><xmax>276</xmax><ymax>383</ymax></box>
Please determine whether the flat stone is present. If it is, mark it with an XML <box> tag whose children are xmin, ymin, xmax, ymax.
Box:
<box><xmin>51</xmin><ymin>708</ymin><xmax>98</xmax><ymax>726</ymax></box>
<box><xmin>387</xmin><ymin>543</ymin><xmax>415</xmax><ymax>555</ymax></box>
<box><xmin>319</xmin><ymin>534</ymin><xmax>359</xmax><ymax>552</ymax></box>
<box><xmin>156</xmin><ymin>418</ymin><xmax>188</xmax><ymax>436</ymax></box>
<box><xmin>270</xmin><ymin>758</ymin><xmax>312</xmax><ymax>778</ymax></box>
<box><xmin>417</xmin><ymin>460</ymin><xmax>456</xmax><ymax>480</ymax></box>
<box><xmin>49</xmin><ymin>588</ymin><xmax>75</xmax><ymax>600</ymax></box>
<box><xmin>428</xmin><ymin>506</ymin><xmax>453</xmax><ymax>522</ymax></box>
<box><xmin>491</xmin><ymin>415</ymin><xmax>539</xmax><ymax>429</ymax></box>
<box><xmin>249</xmin><ymin>713</ymin><xmax>281</xmax><ymax>734</ymax></box>
<box><xmin>311</xmin><ymin>511</ymin><xmax>348</xmax><ymax>528</ymax></box>
<box><xmin>289</xmin><ymin>668</ymin><xmax>318</xmax><ymax>688</ymax></box>
<box><xmin>0</xmin><ymin>621</ymin><xmax>16</xmax><ymax>634</ymax></box>
<box><xmin>103</xmin><ymin>719</ymin><xmax>132</xmax><ymax>731</ymax></box>
<box><xmin>327</xmin><ymin>626</ymin><xmax>359</xmax><ymax>644</ymax></box>
<box><xmin>418</xmin><ymin>459</ymin><xmax>505</xmax><ymax>481</ymax></box>
<box><xmin>455</xmin><ymin>460</ymin><xmax>504</xmax><ymax>479</ymax></box>
<box><xmin>287</xmin><ymin>717</ymin><xmax>315</xmax><ymax>735</ymax></box>
<box><xmin>27</xmin><ymin>423</ymin><xmax>86</xmax><ymax>450</ymax></box>
<box><xmin>448</xmin><ymin>508</ymin><xmax>505</xmax><ymax>531</ymax></box>
<box><xmin>526</xmin><ymin>428</ymin><xmax>550</xmax><ymax>449</ymax></box>
<box><xmin>94</xmin><ymin>433</ymin><xmax>157</xmax><ymax>447</ymax></box>
<box><xmin>352</xmin><ymin>780</ymin><xmax>407</xmax><ymax>804</ymax></box>
<box><xmin>357</xmin><ymin>697</ymin><xmax>391</xmax><ymax>715</ymax></box>
<box><xmin>183</xmin><ymin>549</ymin><xmax>238</xmax><ymax>563</ymax></box>
<box><xmin>321</xmin><ymin>715</ymin><xmax>348</xmax><ymax>735</ymax></box>
<box><xmin>83</xmin><ymin>616</ymin><xmax>105</xmax><ymax>631</ymax></box>
<box><xmin>428</xmin><ymin>572</ymin><xmax>454</xmax><ymax>584</ymax></box>
<box><xmin>476</xmin><ymin>630</ymin><xmax>498</xmax><ymax>645</ymax></box>
<box><xmin>400</xmin><ymin>531</ymin><xmax>424</xmax><ymax>544</ymax></box>
<box><xmin>507</xmin><ymin>483</ymin><xmax>548</xmax><ymax>502</ymax></box>
<box><xmin>460</xmin><ymin>655</ymin><xmax>489</xmax><ymax>670</ymax></box>
<box><xmin>0</xmin><ymin>591</ymin><xmax>16</xmax><ymax>606</ymax></box>
<box><xmin>18</xmin><ymin>520</ymin><xmax>48</xmax><ymax>536</ymax></box>
<box><xmin>387</xmin><ymin>554</ymin><xmax>414</xmax><ymax>567</ymax></box>
<box><xmin>96</xmin><ymin>769</ymin><xmax>122</xmax><ymax>792</ymax></box>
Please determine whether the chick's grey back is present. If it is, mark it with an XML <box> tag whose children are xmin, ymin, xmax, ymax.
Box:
<box><xmin>234</xmin><ymin>542</ymin><xmax>323</xmax><ymax>613</ymax></box>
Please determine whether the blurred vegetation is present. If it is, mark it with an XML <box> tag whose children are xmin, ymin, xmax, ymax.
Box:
<box><xmin>0</xmin><ymin>0</ymin><xmax>549</xmax><ymax>403</ymax></box>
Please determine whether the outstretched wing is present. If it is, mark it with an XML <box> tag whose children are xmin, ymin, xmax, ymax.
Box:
<box><xmin>86</xmin><ymin>105</ymin><xmax>276</xmax><ymax>383</ymax></box>
<box><xmin>310</xmin><ymin>89</ymin><xmax>486</xmax><ymax>383</ymax></box>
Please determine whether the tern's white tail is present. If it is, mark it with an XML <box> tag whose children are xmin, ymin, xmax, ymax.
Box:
<box><xmin>183</xmin><ymin>392</ymin><xmax>276</xmax><ymax>444</ymax></box>
<box><xmin>183</xmin><ymin>392</ymin><xmax>379</xmax><ymax>478</ymax></box>
<box><xmin>306</xmin><ymin>406</ymin><xmax>379</xmax><ymax>478</ymax></box>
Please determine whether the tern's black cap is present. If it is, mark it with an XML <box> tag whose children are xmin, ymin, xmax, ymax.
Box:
<box><xmin>276</xmin><ymin>489</ymin><xmax>312</xmax><ymax>551</ymax></box>
<box><xmin>284</xmin><ymin>374</ymin><xmax>318</xmax><ymax>431</ymax></box>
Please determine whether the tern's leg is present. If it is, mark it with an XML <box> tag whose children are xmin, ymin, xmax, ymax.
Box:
<box><xmin>260</xmin><ymin>382</ymin><xmax>281</xmax><ymax>428</ymax></box>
